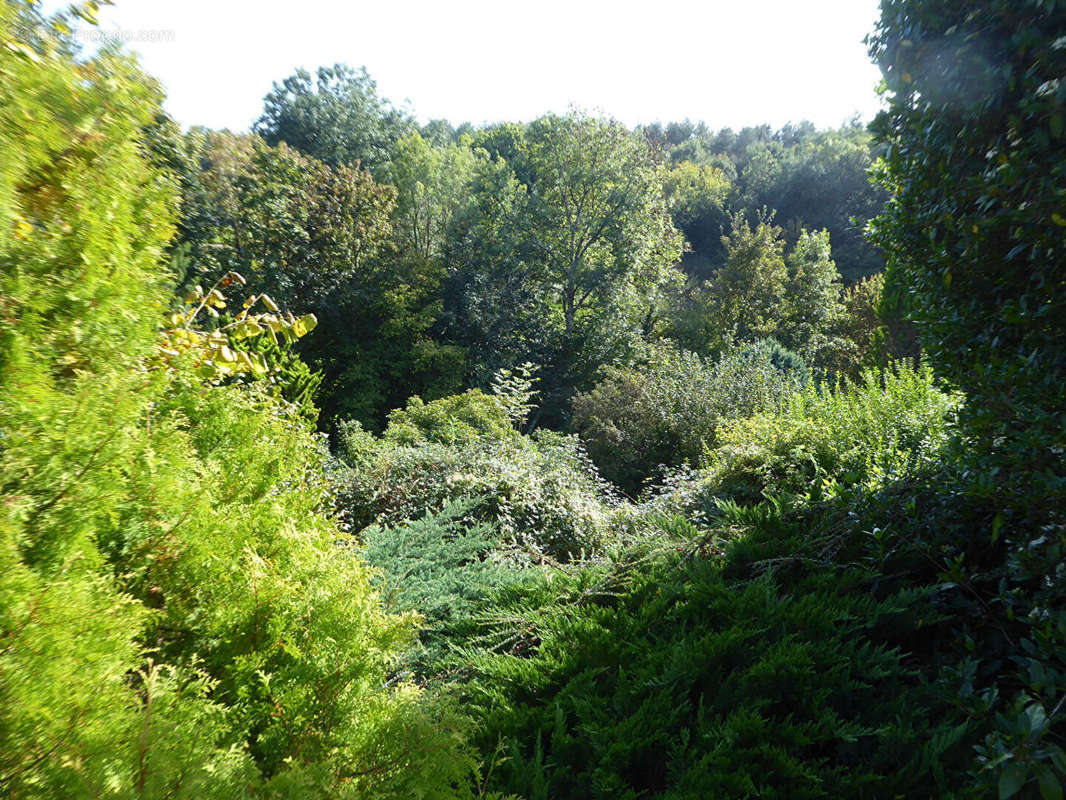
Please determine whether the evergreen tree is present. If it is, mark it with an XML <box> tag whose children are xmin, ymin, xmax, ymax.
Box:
<box><xmin>0</xmin><ymin>5</ymin><xmax>475</xmax><ymax>796</ymax></box>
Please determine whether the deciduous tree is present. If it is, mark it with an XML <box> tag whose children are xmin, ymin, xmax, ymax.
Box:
<box><xmin>449</xmin><ymin>112</ymin><xmax>685</xmax><ymax>421</ymax></box>
<box><xmin>255</xmin><ymin>63</ymin><xmax>414</xmax><ymax>176</ymax></box>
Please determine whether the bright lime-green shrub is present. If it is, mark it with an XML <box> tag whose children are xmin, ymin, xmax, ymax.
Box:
<box><xmin>383</xmin><ymin>389</ymin><xmax>517</xmax><ymax>446</ymax></box>
<box><xmin>0</xmin><ymin>6</ymin><xmax>475</xmax><ymax>797</ymax></box>
<box><xmin>701</xmin><ymin>361</ymin><xmax>956</xmax><ymax>505</ymax></box>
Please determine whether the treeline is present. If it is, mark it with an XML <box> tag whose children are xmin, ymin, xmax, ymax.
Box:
<box><xmin>157</xmin><ymin>63</ymin><xmax>904</xmax><ymax>435</ymax></box>
<box><xmin>645</xmin><ymin>116</ymin><xmax>888</xmax><ymax>282</ymax></box>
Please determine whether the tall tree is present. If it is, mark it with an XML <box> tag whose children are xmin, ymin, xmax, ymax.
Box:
<box><xmin>653</xmin><ymin>120</ymin><xmax>888</xmax><ymax>282</ymax></box>
<box><xmin>304</xmin><ymin>132</ymin><xmax>474</xmax><ymax>429</ymax></box>
<box><xmin>388</xmin><ymin>132</ymin><xmax>477</xmax><ymax>267</ymax></box>
<box><xmin>663</xmin><ymin>160</ymin><xmax>733</xmax><ymax>278</ymax></box>
<box><xmin>696</xmin><ymin>213</ymin><xmax>789</xmax><ymax>348</ymax></box>
<box><xmin>670</xmin><ymin>216</ymin><xmax>848</xmax><ymax>369</ymax></box>
<box><xmin>780</xmin><ymin>228</ymin><xmax>847</xmax><ymax>364</ymax></box>
<box><xmin>254</xmin><ymin>64</ymin><xmax>414</xmax><ymax>176</ymax></box>
<box><xmin>448</xmin><ymin>112</ymin><xmax>685</xmax><ymax>421</ymax></box>
<box><xmin>177</xmin><ymin>131</ymin><xmax>395</xmax><ymax>310</ymax></box>
<box><xmin>173</xmin><ymin>130</ymin><xmax>467</xmax><ymax>430</ymax></box>
<box><xmin>522</xmin><ymin>113</ymin><xmax>684</xmax><ymax>341</ymax></box>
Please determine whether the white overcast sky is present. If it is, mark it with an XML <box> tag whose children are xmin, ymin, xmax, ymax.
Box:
<box><xmin>50</xmin><ymin>0</ymin><xmax>885</xmax><ymax>132</ymax></box>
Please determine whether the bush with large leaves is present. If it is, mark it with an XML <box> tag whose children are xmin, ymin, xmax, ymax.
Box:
<box><xmin>869</xmin><ymin>0</ymin><xmax>1066</xmax><ymax>520</ymax></box>
<box><xmin>869</xmin><ymin>0</ymin><xmax>1066</xmax><ymax>793</ymax></box>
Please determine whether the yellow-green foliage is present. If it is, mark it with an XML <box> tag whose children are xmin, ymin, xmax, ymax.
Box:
<box><xmin>383</xmin><ymin>389</ymin><xmax>517</xmax><ymax>447</ymax></box>
<box><xmin>697</xmin><ymin>362</ymin><xmax>956</xmax><ymax>506</ymax></box>
<box><xmin>0</xmin><ymin>5</ymin><xmax>473</xmax><ymax>797</ymax></box>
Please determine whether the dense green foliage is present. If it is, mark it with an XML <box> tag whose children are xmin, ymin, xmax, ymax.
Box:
<box><xmin>359</xmin><ymin>502</ymin><xmax>532</xmax><ymax>673</ymax></box>
<box><xmin>657</xmin><ymin>363</ymin><xmax>956</xmax><ymax>511</ymax></box>
<box><xmin>7</xmin><ymin>0</ymin><xmax>1066</xmax><ymax>797</ymax></box>
<box><xmin>444</xmin><ymin>112</ymin><xmax>685</xmax><ymax>422</ymax></box>
<box><xmin>0</xmin><ymin>7</ymin><xmax>476</xmax><ymax>797</ymax></box>
<box><xmin>381</xmin><ymin>390</ymin><xmax>518</xmax><ymax>447</ymax></box>
<box><xmin>645</xmin><ymin>119</ymin><xmax>889</xmax><ymax>282</ymax></box>
<box><xmin>175</xmin><ymin>130</ymin><xmax>395</xmax><ymax>308</ymax></box>
<box><xmin>255</xmin><ymin>64</ymin><xmax>415</xmax><ymax>176</ymax></box>
<box><xmin>173</xmin><ymin>76</ymin><xmax>893</xmax><ymax>433</ymax></box>
<box><xmin>869</xmin><ymin>0</ymin><xmax>1066</xmax><ymax>511</ymax></box>
<box><xmin>668</xmin><ymin>213</ymin><xmax>855</xmax><ymax>373</ymax></box>
<box><xmin>866</xmin><ymin>0</ymin><xmax>1066</xmax><ymax>794</ymax></box>
<box><xmin>170</xmin><ymin>126</ymin><xmax>465</xmax><ymax>430</ymax></box>
<box><xmin>355</xmin><ymin>364</ymin><xmax>974</xmax><ymax>799</ymax></box>
<box><xmin>335</xmin><ymin>424</ymin><xmax>618</xmax><ymax>560</ymax></box>
<box><xmin>571</xmin><ymin>342</ymin><xmax>806</xmax><ymax>493</ymax></box>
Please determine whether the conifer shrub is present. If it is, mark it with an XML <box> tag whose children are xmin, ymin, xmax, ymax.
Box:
<box><xmin>360</xmin><ymin>501</ymin><xmax>537</xmax><ymax>675</ymax></box>
<box><xmin>448</xmin><ymin>500</ymin><xmax>971</xmax><ymax>799</ymax></box>
<box><xmin>737</xmin><ymin>337</ymin><xmax>810</xmax><ymax>386</ymax></box>
<box><xmin>0</xmin><ymin>7</ymin><xmax>476</xmax><ymax>796</ymax></box>
<box><xmin>436</xmin><ymin>365</ymin><xmax>974</xmax><ymax>798</ymax></box>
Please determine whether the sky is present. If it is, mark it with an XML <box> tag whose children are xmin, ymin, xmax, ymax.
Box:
<box><xmin>50</xmin><ymin>0</ymin><xmax>886</xmax><ymax>132</ymax></box>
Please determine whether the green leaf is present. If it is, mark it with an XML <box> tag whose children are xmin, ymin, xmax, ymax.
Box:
<box><xmin>1001</xmin><ymin>763</ymin><xmax>1028</xmax><ymax>799</ymax></box>
<box><xmin>291</xmin><ymin>313</ymin><xmax>318</xmax><ymax>338</ymax></box>
<box><xmin>1026</xmin><ymin>703</ymin><xmax>1048</xmax><ymax>733</ymax></box>
<box><xmin>991</xmin><ymin>511</ymin><xmax>1005</xmax><ymax>542</ymax></box>
<box><xmin>229</xmin><ymin>320</ymin><xmax>262</xmax><ymax>341</ymax></box>
<box><xmin>1037</xmin><ymin>766</ymin><xmax>1063</xmax><ymax>800</ymax></box>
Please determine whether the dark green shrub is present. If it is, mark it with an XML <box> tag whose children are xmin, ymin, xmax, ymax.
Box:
<box><xmin>452</xmin><ymin>504</ymin><xmax>967</xmax><ymax>800</ymax></box>
<box><xmin>869</xmin><ymin>2</ymin><xmax>1066</xmax><ymax>793</ymax></box>
<box><xmin>571</xmin><ymin>342</ymin><xmax>805</xmax><ymax>494</ymax></box>
<box><xmin>738</xmin><ymin>338</ymin><xmax>810</xmax><ymax>385</ymax></box>
<box><xmin>434</xmin><ymin>362</ymin><xmax>974</xmax><ymax>799</ymax></box>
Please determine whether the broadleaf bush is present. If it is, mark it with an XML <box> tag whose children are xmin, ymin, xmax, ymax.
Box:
<box><xmin>571</xmin><ymin>341</ymin><xmax>807</xmax><ymax>493</ymax></box>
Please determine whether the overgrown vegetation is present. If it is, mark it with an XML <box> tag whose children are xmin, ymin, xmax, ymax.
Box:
<box><xmin>571</xmin><ymin>340</ymin><xmax>806</xmax><ymax>493</ymax></box>
<box><xmin>3</xmin><ymin>0</ymin><xmax>1064</xmax><ymax>797</ymax></box>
